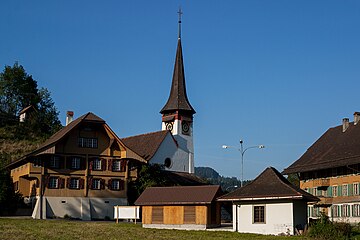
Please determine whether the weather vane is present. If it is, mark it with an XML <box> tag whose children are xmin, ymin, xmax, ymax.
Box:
<box><xmin>177</xmin><ymin>6</ymin><xmax>183</xmax><ymax>39</ymax></box>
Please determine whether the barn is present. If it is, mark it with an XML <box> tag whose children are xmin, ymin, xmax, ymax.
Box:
<box><xmin>135</xmin><ymin>185</ymin><xmax>222</xmax><ymax>230</ymax></box>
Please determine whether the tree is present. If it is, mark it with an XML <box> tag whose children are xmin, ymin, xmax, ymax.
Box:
<box><xmin>0</xmin><ymin>62</ymin><xmax>62</xmax><ymax>137</ymax></box>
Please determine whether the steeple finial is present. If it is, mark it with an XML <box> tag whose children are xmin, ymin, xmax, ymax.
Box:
<box><xmin>177</xmin><ymin>6</ymin><xmax>183</xmax><ymax>39</ymax></box>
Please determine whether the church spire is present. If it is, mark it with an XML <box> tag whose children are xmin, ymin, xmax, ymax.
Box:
<box><xmin>160</xmin><ymin>9</ymin><xmax>195</xmax><ymax>116</ymax></box>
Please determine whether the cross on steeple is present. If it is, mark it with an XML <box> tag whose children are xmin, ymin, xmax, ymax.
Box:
<box><xmin>177</xmin><ymin>7</ymin><xmax>183</xmax><ymax>39</ymax></box>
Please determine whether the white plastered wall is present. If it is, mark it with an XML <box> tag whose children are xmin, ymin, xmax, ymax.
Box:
<box><xmin>235</xmin><ymin>201</ymin><xmax>295</xmax><ymax>235</ymax></box>
<box><xmin>33</xmin><ymin>197</ymin><xmax>127</xmax><ymax>220</ymax></box>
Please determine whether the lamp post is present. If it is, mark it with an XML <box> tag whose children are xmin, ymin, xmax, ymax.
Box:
<box><xmin>222</xmin><ymin>140</ymin><xmax>265</xmax><ymax>188</ymax></box>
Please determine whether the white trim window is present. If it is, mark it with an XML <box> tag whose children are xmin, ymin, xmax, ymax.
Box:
<box><xmin>332</xmin><ymin>205</ymin><xmax>340</xmax><ymax>217</ymax></box>
<box><xmin>341</xmin><ymin>204</ymin><xmax>350</xmax><ymax>217</ymax></box>
<box><xmin>92</xmin><ymin>179</ymin><xmax>101</xmax><ymax>190</ymax></box>
<box><xmin>253</xmin><ymin>205</ymin><xmax>265</xmax><ymax>223</ymax></box>
<box><xmin>112</xmin><ymin>160</ymin><xmax>121</xmax><ymax>171</ymax></box>
<box><xmin>93</xmin><ymin>158</ymin><xmax>102</xmax><ymax>171</ymax></box>
<box><xmin>111</xmin><ymin>179</ymin><xmax>121</xmax><ymax>190</ymax></box>
<box><xmin>353</xmin><ymin>204</ymin><xmax>360</xmax><ymax>217</ymax></box>
<box><xmin>342</xmin><ymin>184</ymin><xmax>348</xmax><ymax>197</ymax></box>
<box><xmin>332</xmin><ymin>186</ymin><xmax>338</xmax><ymax>197</ymax></box>
<box><xmin>354</xmin><ymin>183</ymin><xmax>359</xmax><ymax>196</ymax></box>
<box><xmin>78</xmin><ymin>137</ymin><xmax>98</xmax><ymax>148</ymax></box>
<box><xmin>49</xmin><ymin>177</ymin><xmax>59</xmax><ymax>189</ymax></box>
<box><xmin>71</xmin><ymin>157</ymin><xmax>81</xmax><ymax>169</ymax></box>
<box><xmin>49</xmin><ymin>156</ymin><xmax>60</xmax><ymax>168</ymax></box>
<box><xmin>70</xmin><ymin>178</ymin><xmax>80</xmax><ymax>189</ymax></box>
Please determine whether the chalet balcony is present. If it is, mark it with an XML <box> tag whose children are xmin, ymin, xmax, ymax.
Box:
<box><xmin>313</xmin><ymin>178</ymin><xmax>330</xmax><ymax>188</ymax></box>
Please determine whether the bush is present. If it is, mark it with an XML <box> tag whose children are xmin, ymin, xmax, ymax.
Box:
<box><xmin>309</xmin><ymin>213</ymin><xmax>351</xmax><ymax>240</ymax></box>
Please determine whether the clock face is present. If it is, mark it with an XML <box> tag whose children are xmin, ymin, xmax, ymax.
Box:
<box><xmin>165</xmin><ymin>122</ymin><xmax>173</xmax><ymax>131</ymax></box>
<box><xmin>182</xmin><ymin>121</ymin><xmax>190</xmax><ymax>134</ymax></box>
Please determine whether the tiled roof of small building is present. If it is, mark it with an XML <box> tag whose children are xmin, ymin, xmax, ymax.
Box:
<box><xmin>283</xmin><ymin>120</ymin><xmax>360</xmax><ymax>174</ymax></box>
<box><xmin>218</xmin><ymin>167</ymin><xmax>319</xmax><ymax>202</ymax></box>
<box><xmin>121</xmin><ymin>130</ymin><xmax>173</xmax><ymax>162</ymax></box>
<box><xmin>135</xmin><ymin>185</ymin><xmax>222</xmax><ymax>206</ymax></box>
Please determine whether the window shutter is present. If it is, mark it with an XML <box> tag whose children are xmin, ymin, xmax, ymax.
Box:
<box><xmin>101</xmin><ymin>159</ymin><xmax>107</xmax><ymax>171</ymax></box>
<box><xmin>108</xmin><ymin>179</ymin><xmax>112</xmax><ymax>189</ymax></box>
<box><xmin>45</xmin><ymin>175</ymin><xmax>50</xmax><ymax>188</ymax></box>
<box><xmin>121</xmin><ymin>160</ymin><xmax>126</xmax><ymax>172</ymax></box>
<box><xmin>89</xmin><ymin>159</ymin><xmax>93</xmax><ymax>170</ymax></box>
<box><xmin>100</xmin><ymin>179</ymin><xmax>105</xmax><ymax>189</ymax></box>
<box><xmin>66</xmin><ymin>178</ymin><xmax>71</xmax><ymax>188</ymax></box>
<box><xmin>79</xmin><ymin>178</ymin><xmax>84</xmax><ymax>189</ymax></box>
<box><xmin>108</xmin><ymin>159</ymin><xmax>113</xmax><ymax>171</ymax></box>
<box><xmin>88</xmin><ymin>177</ymin><xmax>93</xmax><ymax>189</ymax></box>
<box><xmin>328</xmin><ymin>187</ymin><xmax>333</xmax><ymax>197</ymax></box>
<box><xmin>349</xmin><ymin>184</ymin><xmax>353</xmax><ymax>196</ymax></box>
<box><xmin>120</xmin><ymin>180</ymin><xmax>125</xmax><ymax>190</ymax></box>
<box><xmin>338</xmin><ymin>186</ymin><xmax>342</xmax><ymax>196</ymax></box>
<box><xmin>60</xmin><ymin>178</ymin><xmax>65</xmax><ymax>188</ymax></box>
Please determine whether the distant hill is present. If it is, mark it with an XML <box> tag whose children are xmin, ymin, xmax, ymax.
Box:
<box><xmin>195</xmin><ymin>167</ymin><xmax>249</xmax><ymax>192</ymax></box>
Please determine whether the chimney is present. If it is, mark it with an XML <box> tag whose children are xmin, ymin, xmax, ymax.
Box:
<box><xmin>354</xmin><ymin>112</ymin><xmax>360</xmax><ymax>125</ymax></box>
<box><xmin>66</xmin><ymin>111</ymin><xmax>74</xmax><ymax>126</ymax></box>
<box><xmin>342</xmin><ymin>118</ymin><xmax>350</xmax><ymax>132</ymax></box>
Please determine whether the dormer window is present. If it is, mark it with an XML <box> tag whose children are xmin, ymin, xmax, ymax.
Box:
<box><xmin>49</xmin><ymin>156</ymin><xmax>60</xmax><ymax>168</ymax></box>
<box><xmin>78</xmin><ymin>137</ymin><xmax>98</xmax><ymax>148</ymax></box>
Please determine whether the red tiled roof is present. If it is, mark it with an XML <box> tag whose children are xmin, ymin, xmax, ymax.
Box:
<box><xmin>121</xmin><ymin>130</ymin><xmax>172</xmax><ymax>161</ymax></box>
<box><xmin>218</xmin><ymin>167</ymin><xmax>319</xmax><ymax>202</ymax></box>
<box><xmin>283</xmin><ymin>121</ymin><xmax>360</xmax><ymax>174</ymax></box>
<box><xmin>135</xmin><ymin>185</ymin><xmax>222</xmax><ymax>205</ymax></box>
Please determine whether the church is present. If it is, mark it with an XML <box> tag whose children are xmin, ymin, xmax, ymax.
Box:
<box><xmin>7</xmin><ymin>11</ymin><xmax>199</xmax><ymax>220</ymax></box>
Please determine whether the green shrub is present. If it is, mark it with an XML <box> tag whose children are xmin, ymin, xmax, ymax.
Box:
<box><xmin>308</xmin><ymin>213</ymin><xmax>351</xmax><ymax>240</ymax></box>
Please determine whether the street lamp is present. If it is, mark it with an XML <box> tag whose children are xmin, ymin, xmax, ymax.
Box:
<box><xmin>222</xmin><ymin>140</ymin><xmax>265</xmax><ymax>188</ymax></box>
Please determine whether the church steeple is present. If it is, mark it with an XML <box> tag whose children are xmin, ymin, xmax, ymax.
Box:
<box><xmin>160</xmin><ymin>8</ymin><xmax>195</xmax><ymax>116</ymax></box>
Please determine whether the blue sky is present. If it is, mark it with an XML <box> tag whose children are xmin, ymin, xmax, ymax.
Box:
<box><xmin>1</xmin><ymin>1</ymin><xmax>360</xmax><ymax>180</ymax></box>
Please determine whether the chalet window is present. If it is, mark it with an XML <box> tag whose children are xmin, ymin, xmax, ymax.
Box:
<box><xmin>78</xmin><ymin>137</ymin><xmax>98</xmax><ymax>148</ymax></box>
<box><xmin>342</xmin><ymin>184</ymin><xmax>348</xmax><ymax>196</ymax></box>
<box><xmin>184</xmin><ymin>206</ymin><xmax>196</xmax><ymax>224</ymax></box>
<box><xmin>112</xmin><ymin>160</ymin><xmax>126</xmax><ymax>172</ymax></box>
<box><xmin>71</xmin><ymin>157</ymin><xmax>81</xmax><ymax>169</ymax></box>
<box><xmin>93</xmin><ymin>158</ymin><xmax>102</xmax><ymax>171</ymax></box>
<box><xmin>341</xmin><ymin>204</ymin><xmax>350</xmax><ymax>217</ymax></box>
<box><xmin>332</xmin><ymin>205</ymin><xmax>340</xmax><ymax>217</ymax></box>
<box><xmin>152</xmin><ymin>206</ymin><xmax>163</xmax><ymax>224</ymax></box>
<box><xmin>49</xmin><ymin>156</ymin><xmax>60</xmax><ymax>168</ymax></box>
<box><xmin>92</xmin><ymin>179</ymin><xmax>101</xmax><ymax>190</ymax></box>
<box><xmin>354</xmin><ymin>183</ymin><xmax>359</xmax><ymax>196</ymax></box>
<box><xmin>109</xmin><ymin>179</ymin><xmax>124</xmax><ymax>191</ymax></box>
<box><xmin>69</xmin><ymin>178</ymin><xmax>80</xmax><ymax>189</ymax></box>
<box><xmin>49</xmin><ymin>177</ymin><xmax>59</xmax><ymax>189</ymax></box>
<box><xmin>253</xmin><ymin>205</ymin><xmax>265</xmax><ymax>223</ymax></box>
<box><xmin>353</xmin><ymin>204</ymin><xmax>360</xmax><ymax>217</ymax></box>
<box><xmin>332</xmin><ymin>186</ymin><xmax>338</xmax><ymax>197</ymax></box>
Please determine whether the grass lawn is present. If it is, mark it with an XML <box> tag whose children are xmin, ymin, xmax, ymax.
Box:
<box><xmin>0</xmin><ymin>218</ymin><xmax>307</xmax><ymax>240</ymax></box>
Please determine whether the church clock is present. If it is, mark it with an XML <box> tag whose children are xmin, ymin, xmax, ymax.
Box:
<box><xmin>165</xmin><ymin>122</ymin><xmax>173</xmax><ymax>131</ymax></box>
<box><xmin>182</xmin><ymin>121</ymin><xmax>190</xmax><ymax>135</ymax></box>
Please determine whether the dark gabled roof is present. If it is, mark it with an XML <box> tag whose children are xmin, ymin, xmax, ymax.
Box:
<box><xmin>283</xmin><ymin>121</ymin><xmax>360</xmax><ymax>174</ymax></box>
<box><xmin>121</xmin><ymin>130</ymin><xmax>173</xmax><ymax>161</ymax></box>
<box><xmin>135</xmin><ymin>185</ymin><xmax>222</xmax><ymax>206</ymax></box>
<box><xmin>162</xmin><ymin>171</ymin><xmax>207</xmax><ymax>186</ymax></box>
<box><xmin>160</xmin><ymin>38</ymin><xmax>195</xmax><ymax>115</ymax></box>
<box><xmin>218</xmin><ymin>167</ymin><xmax>319</xmax><ymax>202</ymax></box>
<box><xmin>6</xmin><ymin>112</ymin><xmax>107</xmax><ymax>168</ymax></box>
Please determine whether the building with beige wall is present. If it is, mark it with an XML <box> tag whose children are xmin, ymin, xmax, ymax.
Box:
<box><xmin>9</xmin><ymin>112</ymin><xmax>146</xmax><ymax>220</ymax></box>
<box><xmin>283</xmin><ymin>112</ymin><xmax>360</xmax><ymax>223</ymax></box>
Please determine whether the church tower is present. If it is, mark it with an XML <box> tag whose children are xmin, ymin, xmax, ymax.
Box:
<box><xmin>160</xmin><ymin>8</ymin><xmax>196</xmax><ymax>173</ymax></box>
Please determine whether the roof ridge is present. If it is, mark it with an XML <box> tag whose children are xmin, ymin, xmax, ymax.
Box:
<box><xmin>269</xmin><ymin>167</ymin><xmax>303</xmax><ymax>197</ymax></box>
<box><xmin>122</xmin><ymin>130</ymin><xmax>168</xmax><ymax>140</ymax></box>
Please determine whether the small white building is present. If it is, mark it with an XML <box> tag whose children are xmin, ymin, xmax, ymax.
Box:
<box><xmin>218</xmin><ymin>167</ymin><xmax>319</xmax><ymax>235</ymax></box>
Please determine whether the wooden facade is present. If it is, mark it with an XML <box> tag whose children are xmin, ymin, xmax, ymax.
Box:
<box><xmin>135</xmin><ymin>185</ymin><xmax>222</xmax><ymax>230</ymax></box>
<box><xmin>9</xmin><ymin>112</ymin><xmax>145</xmax><ymax>220</ymax></box>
